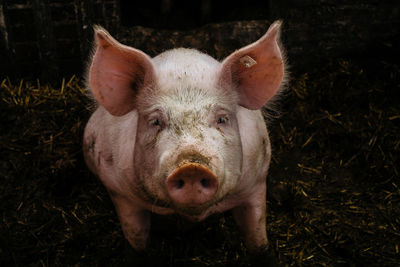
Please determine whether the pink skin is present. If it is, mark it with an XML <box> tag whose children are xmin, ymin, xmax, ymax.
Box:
<box><xmin>83</xmin><ymin>21</ymin><xmax>285</xmax><ymax>252</ymax></box>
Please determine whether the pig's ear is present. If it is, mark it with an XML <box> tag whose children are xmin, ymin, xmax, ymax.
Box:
<box><xmin>219</xmin><ymin>21</ymin><xmax>285</xmax><ymax>110</ymax></box>
<box><xmin>88</xmin><ymin>26</ymin><xmax>155</xmax><ymax>116</ymax></box>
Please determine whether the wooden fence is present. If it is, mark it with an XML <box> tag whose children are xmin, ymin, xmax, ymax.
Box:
<box><xmin>0</xmin><ymin>0</ymin><xmax>398</xmax><ymax>81</ymax></box>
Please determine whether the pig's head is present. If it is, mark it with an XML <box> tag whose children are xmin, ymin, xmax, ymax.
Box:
<box><xmin>88</xmin><ymin>22</ymin><xmax>285</xmax><ymax>215</ymax></box>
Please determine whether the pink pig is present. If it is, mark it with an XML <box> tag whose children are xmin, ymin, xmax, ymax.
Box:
<box><xmin>83</xmin><ymin>21</ymin><xmax>286</xmax><ymax>258</ymax></box>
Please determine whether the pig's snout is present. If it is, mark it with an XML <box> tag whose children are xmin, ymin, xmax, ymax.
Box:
<box><xmin>166</xmin><ymin>163</ymin><xmax>218</xmax><ymax>206</ymax></box>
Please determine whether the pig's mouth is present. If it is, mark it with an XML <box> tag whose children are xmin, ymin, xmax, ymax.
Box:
<box><xmin>173</xmin><ymin>204</ymin><xmax>212</xmax><ymax>217</ymax></box>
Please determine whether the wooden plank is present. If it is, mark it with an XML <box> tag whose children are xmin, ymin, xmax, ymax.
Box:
<box><xmin>33</xmin><ymin>0</ymin><xmax>58</xmax><ymax>81</ymax></box>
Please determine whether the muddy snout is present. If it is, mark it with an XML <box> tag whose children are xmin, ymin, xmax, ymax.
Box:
<box><xmin>166</xmin><ymin>163</ymin><xmax>218</xmax><ymax>206</ymax></box>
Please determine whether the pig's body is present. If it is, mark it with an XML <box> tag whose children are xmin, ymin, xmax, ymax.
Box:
<box><xmin>83</xmin><ymin>21</ymin><xmax>285</xmax><ymax>257</ymax></box>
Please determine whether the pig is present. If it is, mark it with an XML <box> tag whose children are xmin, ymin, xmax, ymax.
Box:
<box><xmin>83</xmin><ymin>20</ymin><xmax>286</xmax><ymax>262</ymax></box>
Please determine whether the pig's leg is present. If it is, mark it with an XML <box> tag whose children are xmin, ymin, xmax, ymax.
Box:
<box><xmin>233</xmin><ymin>182</ymin><xmax>268</xmax><ymax>251</ymax></box>
<box><xmin>110</xmin><ymin>194</ymin><xmax>151</xmax><ymax>250</ymax></box>
<box><xmin>233</xmin><ymin>182</ymin><xmax>277</xmax><ymax>265</ymax></box>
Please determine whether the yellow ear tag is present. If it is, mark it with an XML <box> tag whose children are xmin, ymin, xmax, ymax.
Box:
<box><xmin>239</xmin><ymin>55</ymin><xmax>257</xmax><ymax>68</ymax></box>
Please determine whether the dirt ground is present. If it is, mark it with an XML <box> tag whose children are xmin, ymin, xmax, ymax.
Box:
<box><xmin>0</xmin><ymin>56</ymin><xmax>399</xmax><ymax>266</ymax></box>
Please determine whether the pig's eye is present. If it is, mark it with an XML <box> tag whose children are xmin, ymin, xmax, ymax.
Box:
<box><xmin>217</xmin><ymin>116</ymin><xmax>229</xmax><ymax>124</ymax></box>
<box><xmin>150</xmin><ymin>118</ymin><xmax>160</xmax><ymax>126</ymax></box>
<box><xmin>148</xmin><ymin>111</ymin><xmax>164</xmax><ymax>130</ymax></box>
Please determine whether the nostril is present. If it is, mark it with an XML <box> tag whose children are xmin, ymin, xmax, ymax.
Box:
<box><xmin>177</xmin><ymin>179</ymin><xmax>184</xmax><ymax>189</ymax></box>
<box><xmin>200</xmin><ymin>178</ymin><xmax>209</xmax><ymax>188</ymax></box>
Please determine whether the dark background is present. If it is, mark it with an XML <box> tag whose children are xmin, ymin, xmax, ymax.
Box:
<box><xmin>0</xmin><ymin>0</ymin><xmax>399</xmax><ymax>266</ymax></box>
<box><xmin>1</xmin><ymin>0</ymin><xmax>399</xmax><ymax>80</ymax></box>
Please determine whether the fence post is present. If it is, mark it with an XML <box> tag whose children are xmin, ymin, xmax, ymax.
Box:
<box><xmin>33</xmin><ymin>0</ymin><xmax>58</xmax><ymax>82</ymax></box>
